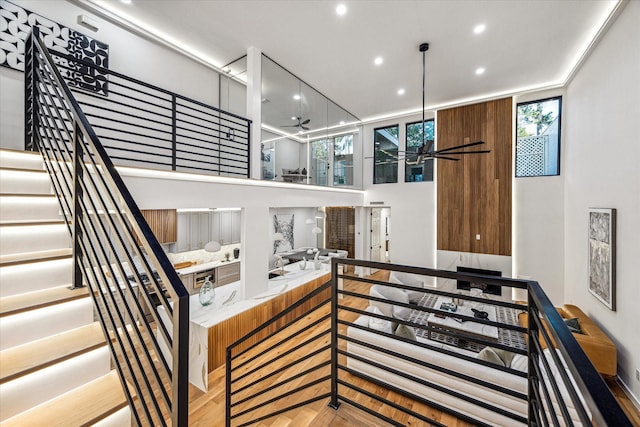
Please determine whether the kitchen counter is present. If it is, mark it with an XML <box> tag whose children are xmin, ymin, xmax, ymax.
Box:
<box><xmin>175</xmin><ymin>258</ymin><xmax>240</xmax><ymax>275</ymax></box>
<box><xmin>158</xmin><ymin>260</ymin><xmax>331</xmax><ymax>392</ymax></box>
<box><xmin>190</xmin><ymin>260</ymin><xmax>330</xmax><ymax>328</ymax></box>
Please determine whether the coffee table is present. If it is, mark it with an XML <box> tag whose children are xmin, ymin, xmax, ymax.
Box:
<box><xmin>427</xmin><ymin>296</ymin><xmax>499</xmax><ymax>343</ymax></box>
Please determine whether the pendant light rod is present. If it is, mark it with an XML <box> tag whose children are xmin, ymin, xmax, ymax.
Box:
<box><xmin>419</xmin><ymin>42</ymin><xmax>429</xmax><ymax>150</ymax></box>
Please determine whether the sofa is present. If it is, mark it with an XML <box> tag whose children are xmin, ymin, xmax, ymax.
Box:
<box><xmin>518</xmin><ymin>304</ymin><xmax>617</xmax><ymax>377</ymax></box>
<box><xmin>347</xmin><ymin>283</ymin><xmax>590</xmax><ymax>426</ymax></box>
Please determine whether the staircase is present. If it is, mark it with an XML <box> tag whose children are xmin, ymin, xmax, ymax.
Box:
<box><xmin>0</xmin><ymin>148</ymin><xmax>130</xmax><ymax>426</ymax></box>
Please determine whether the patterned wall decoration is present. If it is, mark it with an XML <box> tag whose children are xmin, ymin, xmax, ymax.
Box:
<box><xmin>273</xmin><ymin>214</ymin><xmax>294</xmax><ymax>254</ymax></box>
<box><xmin>0</xmin><ymin>0</ymin><xmax>109</xmax><ymax>95</ymax></box>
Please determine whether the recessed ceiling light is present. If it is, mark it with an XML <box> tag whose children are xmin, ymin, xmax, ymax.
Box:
<box><xmin>473</xmin><ymin>24</ymin><xmax>486</xmax><ymax>34</ymax></box>
<box><xmin>291</xmin><ymin>116</ymin><xmax>297</xmax><ymax>120</ymax></box>
<box><xmin>374</xmin><ymin>57</ymin><xmax>383</xmax><ymax>66</ymax></box>
<box><xmin>120</xmin><ymin>0</ymin><xmax>132</xmax><ymax>4</ymax></box>
<box><xmin>293</xmin><ymin>94</ymin><xmax>301</xmax><ymax>100</ymax></box>
<box><xmin>475</xmin><ymin>67</ymin><xmax>485</xmax><ymax>75</ymax></box>
<box><xmin>397</xmin><ymin>88</ymin><xmax>405</xmax><ymax>95</ymax></box>
<box><xmin>340</xmin><ymin>121</ymin><xmax>345</xmax><ymax>125</ymax></box>
<box><xmin>336</xmin><ymin>4</ymin><xmax>347</xmax><ymax>16</ymax></box>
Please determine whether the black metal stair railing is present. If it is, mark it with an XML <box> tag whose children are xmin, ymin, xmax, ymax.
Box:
<box><xmin>25</xmin><ymin>27</ymin><xmax>190</xmax><ymax>426</ymax></box>
<box><xmin>225</xmin><ymin>258</ymin><xmax>632</xmax><ymax>426</ymax></box>
<box><xmin>25</xmin><ymin>36</ymin><xmax>251</xmax><ymax>178</ymax></box>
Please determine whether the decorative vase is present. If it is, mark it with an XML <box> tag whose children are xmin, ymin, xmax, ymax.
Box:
<box><xmin>199</xmin><ymin>275</ymin><xmax>215</xmax><ymax>306</ymax></box>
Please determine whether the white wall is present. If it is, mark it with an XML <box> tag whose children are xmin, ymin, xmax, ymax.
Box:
<box><xmin>362</xmin><ymin>113</ymin><xmax>437</xmax><ymax>269</ymax></box>
<box><xmin>564</xmin><ymin>0</ymin><xmax>640</xmax><ymax>401</ymax></box>
<box><xmin>1</xmin><ymin>0</ymin><xmax>220</xmax><ymax>149</ymax></box>
<box><xmin>513</xmin><ymin>89</ymin><xmax>566</xmax><ymax>304</ymax></box>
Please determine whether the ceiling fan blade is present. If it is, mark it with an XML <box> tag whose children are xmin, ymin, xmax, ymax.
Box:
<box><xmin>301</xmin><ymin>125</ymin><xmax>310</xmax><ymax>130</ymax></box>
<box><xmin>435</xmin><ymin>140</ymin><xmax>485</xmax><ymax>154</ymax></box>
<box><xmin>280</xmin><ymin>125</ymin><xmax>300</xmax><ymax>128</ymax></box>
<box><xmin>433</xmin><ymin>150</ymin><xmax>491</xmax><ymax>155</ymax></box>
<box><xmin>301</xmin><ymin>118</ymin><xmax>310</xmax><ymax>125</ymax></box>
<box><xmin>433</xmin><ymin>155</ymin><xmax>460</xmax><ymax>161</ymax></box>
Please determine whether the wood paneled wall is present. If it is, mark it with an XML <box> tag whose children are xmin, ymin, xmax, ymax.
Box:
<box><xmin>140</xmin><ymin>209</ymin><xmax>177</xmax><ymax>244</ymax></box>
<box><xmin>437</xmin><ymin>98</ymin><xmax>512</xmax><ymax>256</ymax></box>
<box><xmin>207</xmin><ymin>273</ymin><xmax>331</xmax><ymax>371</ymax></box>
<box><xmin>325</xmin><ymin>207</ymin><xmax>355</xmax><ymax>258</ymax></box>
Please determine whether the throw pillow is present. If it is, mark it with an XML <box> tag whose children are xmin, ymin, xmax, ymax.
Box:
<box><xmin>389</xmin><ymin>271</ymin><xmax>426</xmax><ymax>303</ymax></box>
<box><xmin>492</xmin><ymin>347</ymin><xmax>515</xmax><ymax>367</ymax></box>
<box><xmin>477</xmin><ymin>347</ymin><xmax>506</xmax><ymax>367</ymax></box>
<box><xmin>371</xmin><ymin>285</ymin><xmax>412</xmax><ymax>319</ymax></box>
<box><xmin>563</xmin><ymin>317</ymin><xmax>583</xmax><ymax>334</ymax></box>
<box><xmin>368</xmin><ymin>305</ymin><xmax>393</xmax><ymax>334</ymax></box>
<box><xmin>394</xmin><ymin>323</ymin><xmax>417</xmax><ymax>341</ymax></box>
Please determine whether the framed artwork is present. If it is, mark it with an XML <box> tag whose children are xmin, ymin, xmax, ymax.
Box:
<box><xmin>273</xmin><ymin>214</ymin><xmax>294</xmax><ymax>254</ymax></box>
<box><xmin>588</xmin><ymin>208</ymin><xmax>616</xmax><ymax>310</ymax></box>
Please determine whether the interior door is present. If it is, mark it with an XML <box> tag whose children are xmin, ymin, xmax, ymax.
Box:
<box><xmin>370</xmin><ymin>208</ymin><xmax>382</xmax><ymax>263</ymax></box>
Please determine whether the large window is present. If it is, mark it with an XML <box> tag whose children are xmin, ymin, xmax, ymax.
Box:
<box><xmin>405</xmin><ymin>119</ymin><xmax>434</xmax><ymax>182</ymax></box>
<box><xmin>516</xmin><ymin>97</ymin><xmax>561</xmax><ymax>177</ymax></box>
<box><xmin>373</xmin><ymin>125</ymin><xmax>399</xmax><ymax>184</ymax></box>
<box><xmin>333</xmin><ymin>134</ymin><xmax>353</xmax><ymax>186</ymax></box>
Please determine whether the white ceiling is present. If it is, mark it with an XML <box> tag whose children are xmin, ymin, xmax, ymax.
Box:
<box><xmin>86</xmin><ymin>0</ymin><xmax>619</xmax><ymax>123</ymax></box>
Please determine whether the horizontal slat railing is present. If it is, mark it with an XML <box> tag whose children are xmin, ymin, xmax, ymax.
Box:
<box><xmin>26</xmin><ymin>27</ymin><xmax>190</xmax><ymax>426</ymax></box>
<box><xmin>225</xmin><ymin>257</ymin><xmax>631</xmax><ymax>426</ymax></box>
<box><xmin>28</xmin><ymin>48</ymin><xmax>251</xmax><ymax>178</ymax></box>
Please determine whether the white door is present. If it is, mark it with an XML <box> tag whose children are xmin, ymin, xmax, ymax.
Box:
<box><xmin>370</xmin><ymin>208</ymin><xmax>382</xmax><ymax>263</ymax></box>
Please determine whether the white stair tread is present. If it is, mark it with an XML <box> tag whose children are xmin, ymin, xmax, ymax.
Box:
<box><xmin>0</xmin><ymin>322</ymin><xmax>105</xmax><ymax>383</ymax></box>
<box><xmin>0</xmin><ymin>371</ymin><xmax>128</xmax><ymax>427</ymax></box>
<box><xmin>0</xmin><ymin>285</ymin><xmax>88</xmax><ymax>317</ymax></box>
<box><xmin>0</xmin><ymin>220</ymin><xmax>67</xmax><ymax>227</ymax></box>
<box><xmin>0</xmin><ymin>248</ymin><xmax>72</xmax><ymax>267</ymax></box>
<box><xmin>0</xmin><ymin>149</ymin><xmax>44</xmax><ymax>171</ymax></box>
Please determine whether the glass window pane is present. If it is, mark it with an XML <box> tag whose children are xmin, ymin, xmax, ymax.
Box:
<box><xmin>374</xmin><ymin>125</ymin><xmax>399</xmax><ymax>184</ymax></box>
<box><xmin>310</xmin><ymin>139</ymin><xmax>329</xmax><ymax>186</ymax></box>
<box><xmin>334</xmin><ymin>135</ymin><xmax>353</xmax><ymax>186</ymax></box>
<box><xmin>516</xmin><ymin>97</ymin><xmax>561</xmax><ymax>177</ymax></box>
<box><xmin>405</xmin><ymin>120</ymin><xmax>434</xmax><ymax>182</ymax></box>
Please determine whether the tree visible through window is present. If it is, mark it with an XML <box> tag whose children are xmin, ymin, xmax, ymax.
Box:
<box><xmin>516</xmin><ymin>97</ymin><xmax>561</xmax><ymax>177</ymax></box>
<box><xmin>405</xmin><ymin>119</ymin><xmax>434</xmax><ymax>182</ymax></box>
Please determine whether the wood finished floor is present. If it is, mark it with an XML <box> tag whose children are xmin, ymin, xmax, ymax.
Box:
<box><xmin>185</xmin><ymin>269</ymin><xmax>640</xmax><ymax>426</ymax></box>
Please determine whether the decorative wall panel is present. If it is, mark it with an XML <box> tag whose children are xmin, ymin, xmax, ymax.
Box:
<box><xmin>0</xmin><ymin>0</ymin><xmax>109</xmax><ymax>95</ymax></box>
<box><xmin>437</xmin><ymin>98</ymin><xmax>512</xmax><ymax>256</ymax></box>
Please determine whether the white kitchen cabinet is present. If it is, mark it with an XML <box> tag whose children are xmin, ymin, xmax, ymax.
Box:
<box><xmin>194</xmin><ymin>212</ymin><xmax>211</xmax><ymax>250</ymax></box>
<box><xmin>175</xmin><ymin>210</ymin><xmax>241</xmax><ymax>253</ymax></box>
<box><xmin>176</xmin><ymin>212</ymin><xmax>191</xmax><ymax>252</ymax></box>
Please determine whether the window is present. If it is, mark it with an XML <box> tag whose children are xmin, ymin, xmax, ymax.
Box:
<box><xmin>333</xmin><ymin>134</ymin><xmax>353</xmax><ymax>186</ymax></box>
<box><xmin>373</xmin><ymin>125</ymin><xmax>399</xmax><ymax>184</ymax></box>
<box><xmin>405</xmin><ymin>119</ymin><xmax>434</xmax><ymax>182</ymax></box>
<box><xmin>516</xmin><ymin>97</ymin><xmax>561</xmax><ymax>177</ymax></box>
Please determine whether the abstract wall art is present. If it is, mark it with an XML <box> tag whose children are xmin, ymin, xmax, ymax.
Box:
<box><xmin>588</xmin><ymin>208</ymin><xmax>616</xmax><ymax>310</ymax></box>
<box><xmin>273</xmin><ymin>214</ymin><xmax>294</xmax><ymax>254</ymax></box>
<box><xmin>0</xmin><ymin>0</ymin><xmax>109</xmax><ymax>95</ymax></box>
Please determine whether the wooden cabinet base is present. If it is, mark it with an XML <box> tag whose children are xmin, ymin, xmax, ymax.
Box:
<box><xmin>207</xmin><ymin>273</ymin><xmax>330</xmax><ymax>372</ymax></box>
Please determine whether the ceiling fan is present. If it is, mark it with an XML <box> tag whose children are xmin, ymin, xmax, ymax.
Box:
<box><xmin>370</xmin><ymin>43</ymin><xmax>490</xmax><ymax>165</ymax></box>
<box><xmin>281</xmin><ymin>117</ymin><xmax>311</xmax><ymax>131</ymax></box>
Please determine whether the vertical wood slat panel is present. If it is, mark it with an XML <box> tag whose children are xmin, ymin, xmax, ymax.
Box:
<box><xmin>437</xmin><ymin>98</ymin><xmax>512</xmax><ymax>256</ymax></box>
<box><xmin>140</xmin><ymin>209</ymin><xmax>177</xmax><ymax>244</ymax></box>
<box><xmin>208</xmin><ymin>273</ymin><xmax>331</xmax><ymax>371</ymax></box>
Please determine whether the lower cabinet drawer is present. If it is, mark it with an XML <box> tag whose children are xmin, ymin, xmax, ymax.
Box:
<box><xmin>217</xmin><ymin>262</ymin><xmax>240</xmax><ymax>286</ymax></box>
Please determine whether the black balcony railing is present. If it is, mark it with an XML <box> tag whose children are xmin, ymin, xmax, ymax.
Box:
<box><xmin>26</xmin><ymin>36</ymin><xmax>251</xmax><ymax>178</ymax></box>
<box><xmin>25</xmin><ymin>27</ymin><xmax>191</xmax><ymax>425</ymax></box>
<box><xmin>226</xmin><ymin>258</ymin><xmax>632</xmax><ymax>426</ymax></box>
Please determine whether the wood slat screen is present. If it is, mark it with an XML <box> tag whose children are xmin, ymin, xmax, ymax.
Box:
<box><xmin>436</xmin><ymin>98</ymin><xmax>512</xmax><ymax>256</ymax></box>
<box><xmin>325</xmin><ymin>206</ymin><xmax>355</xmax><ymax>258</ymax></box>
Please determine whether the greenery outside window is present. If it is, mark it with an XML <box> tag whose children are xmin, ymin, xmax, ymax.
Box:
<box><xmin>516</xmin><ymin>97</ymin><xmax>561</xmax><ymax>177</ymax></box>
<box><xmin>334</xmin><ymin>134</ymin><xmax>353</xmax><ymax>186</ymax></box>
<box><xmin>374</xmin><ymin>125</ymin><xmax>399</xmax><ymax>184</ymax></box>
<box><xmin>405</xmin><ymin>119</ymin><xmax>434</xmax><ymax>182</ymax></box>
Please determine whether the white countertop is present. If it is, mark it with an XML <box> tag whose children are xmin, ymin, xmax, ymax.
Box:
<box><xmin>176</xmin><ymin>258</ymin><xmax>240</xmax><ymax>275</ymax></box>
<box><xmin>188</xmin><ymin>260</ymin><xmax>331</xmax><ymax>328</ymax></box>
